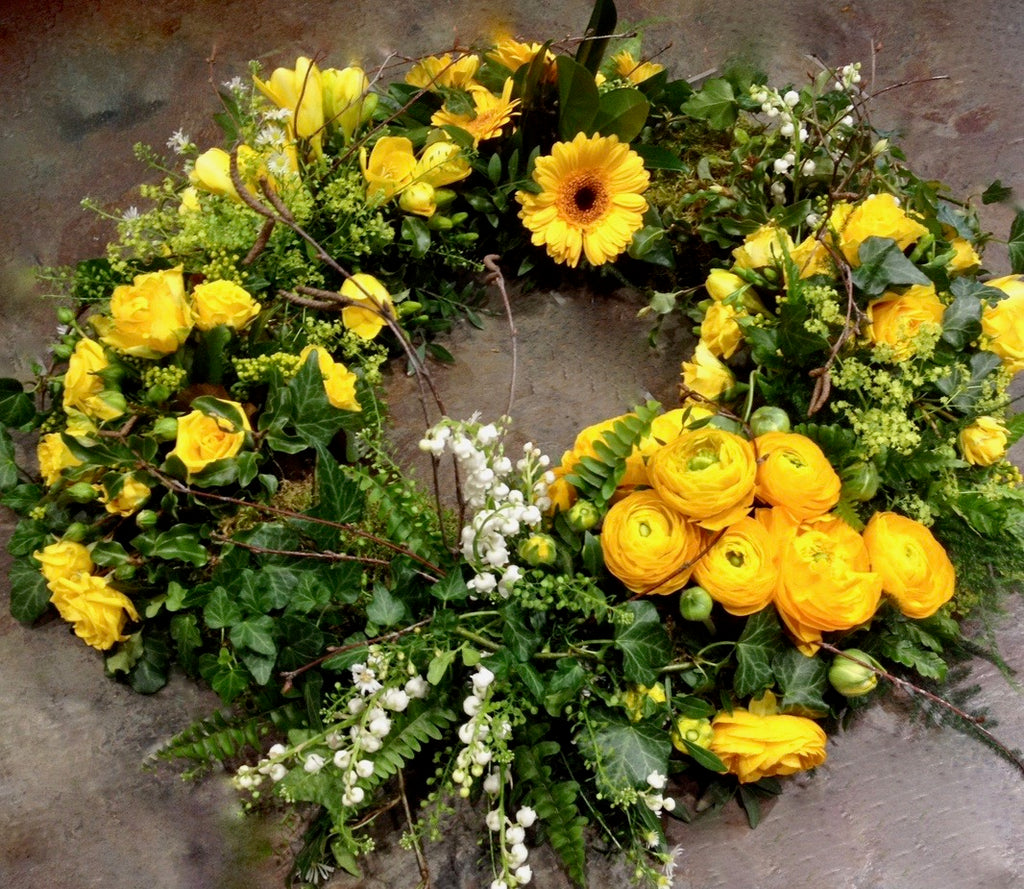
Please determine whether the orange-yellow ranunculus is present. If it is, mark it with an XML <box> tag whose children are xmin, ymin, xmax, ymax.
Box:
<box><xmin>646</xmin><ymin>427</ymin><xmax>757</xmax><ymax>530</ymax></box>
<box><xmin>405</xmin><ymin>53</ymin><xmax>481</xmax><ymax>90</ymax></box>
<box><xmin>958</xmin><ymin>416</ymin><xmax>1009</xmax><ymax>466</ymax></box>
<box><xmin>773</xmin><ymin>519</ymin><xmax>882</xmax><ymax>654</ymax></box>
<box><xmin>731</xmin><ymin>225</ymin><xmax>795</xmax><ymax>270</ymax></box>
<box><xmin>832</xmin><ymin>193</ymin><xmax>929</xmax><ymax>266</ymax></box>
<box><xmin>298</xmin><ymin>347</ymin><xmax>361</xmax><ymax>412</ymax></box>
<box><xmin>37</xmin><ymin>432</ymin><xmax>84</xmax><ymax>486</ymax></box>
<box><xmin>755</xmin><ymin>432</ymin><xmax>841</xmax><ymax>521</ymax></box>
<box><xmin>169</xmin><ymin>400</ymin><xmax>251</xmax><ymax>475</ymax></box>
<box><xmin>710</xmin><ymin>705</ymin><xmax>827</xmax><ymax>783</ymax></box>
<box><xmin>339</xmin><ymin>273</ymin><xmax>394</xmax><ymax>340</ymax></box>
<box><xmin>620</xmin><ymin>406</ymin><xmax>715</xmax><ymax>490</ymax></box>
<box><xmin>94</xmin><ymin>267</ymin><xmax>193</xmax><ymax>359</ymax></box>
<box><xmin>254</xmin><ymin>56</ymin><xmax>325</xmax><ymax>154</ymax></box>
<box><xmin>192</xmin><ymin>280</ymin><xmax>261</xmax><ymax>331</ymax></box>
<box><xmin>600</xmin><ymin>489</ymin><xmax>703</xmax><ymax>595</ymax></box>
<box><xmin>48</xmin><ymin>572</ymin><xmax>139</xmax><ymax>650</ymax></box>
<box><xmin>62</xmin><ymin>339</ymin><xmax>125</xmax><ymax>422</ymax></box>
<box><xmin>865</xmin><ymin>284</ymin><xmax>944</xmax><ymax>361</ymax></box>
<box><xmin>862</xmin><ymin>511</ymin><xmax>955</xmax><ymax>619</ymax></box>
<box><xmin>34</xmin><ymin>539</ymin><xmax>94</xmax><ymax>588</ymax></box>
<box><xmin>99</xmin><ymin>476</ymin><xmax>151</xmax><ymax>517</ymax></box>
<box><xmin>693</xmin><ymin>516</ymin><xmax>778</xmax><ymax>615</ymax></box>
<box><xmin>680</xmin><ymin>342</ymin><xmax>736</xmax><ymax>405</ymax></box>
<box><xmin>322</xmin><ymin>65</ymin><xmax>376</xmax><ymax>142</ymax></box>
<box><xmin>980</xmin><ymin>274</ymin><xmax>1024</xmax><ymax>375</ymax></box>
<box><xmin>700</xmin><ymin>301</ymin><xmax>746</xmax><ymax>359</ymax></box>
<box><xmin>361</xmin><ymin>136</ymin><xmax>418</xmax><ymax>203</ymax></box>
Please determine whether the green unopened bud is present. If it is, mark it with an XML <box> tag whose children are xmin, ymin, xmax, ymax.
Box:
<box><xmin>135</xmin><ymin>509</ymin><xmax>159</xmax><ymax>530</ymax></box>
<box><xmin>840</xmin><ymin>461</ymin><xmax>880</xmax><ymax>502</ymax></box>
<box><xmin>566</xmin><ymin>500</ymin><xmax>601</xmax><ymax>532</ymax></box>
<box><xmin>66</xmin><ymin>482</ymin><xmax>98</xmax><ymax>503</ymax></box>
<box><xmin>679</xmin><ymin>586</ymin><xmax>714</xmax><ymax>622</ymax></box>
<box><xmin>427</xmin><ymin>213</ymin><xmax>454</xmax><ymax>231</ymax></box>
<box><xmin>56</xmin><ymin>307</ymin><xmax>77</xmax><ymax>325</ymax></box>
<box><xmin>52</xmin><ymin>343</ymin><xmax>74</xmax><ymax>361</ymax></box>
<box><xmin>828</xmin><ymin>648</ymin><xmax>882</xmax><ymax>697</ymax></box>
<box><xmin>146</xmin><ymin>384</ymin><xmax>171</xmax><ymax>405</ymax></box>
<box><xmin>433</xmin><ymin>188</ymin><xmax>457</xmax><ymax>209</ymax></box>
<box><xmin>113</xmin><ymin>563</ymin><xmax>137</xmax><ymax>581</ymax></box>
<box><xmin>749</xmin><ymin>405</ymin><xmax>791</xmax><ymax>436</ymax></box>
<box><xmin>518</xmin><ymin>533</ymin><xmax>558</xmax><ymax>567</ymax></box>
<box><xmin>63</xmin><ymin>522</ymin><xmax>90</xmax><ymax>542</ymax></box>
<box><xmin>150</xmin><ymin>417</ymin><xmax>178</xmax><ymax>441</ymax></box>
<box><xmin>397</xmin><ymin>301</ymin><xmax>423</xmax><ymax>318</ymax></box>
<box><xmin>671</xmin><ymin>716</ymin><xmax>714</xmax><ymax>753</ymax></box>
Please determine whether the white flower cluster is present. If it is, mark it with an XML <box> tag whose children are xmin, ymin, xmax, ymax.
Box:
<box><xmin>419</xmin><ymin>418</ymin><xmax>554</xmax><ymax>598</ymax></box>
<box><xmin>834</xmin><ymin>62</ymin><xmax>863</xmax><ymax>93</ymax></box>
<box><xmin>485</xmin><ymin>804</ymin><xmax>539</xmax><ymax>889</ymax></box>
<box><xmin>451</xmin><ymin>665</ymin><xmax>505</xmax><ymax>797</ymax></box>
<box><xmin>638</xmin><ymin>770</ymin><xmax>677</xmax><ymax>817</ymax></box>
<box><xmin>165</xmin><ymin>128</ymin><xmax>193</xmax><ymax>155</ymax></box>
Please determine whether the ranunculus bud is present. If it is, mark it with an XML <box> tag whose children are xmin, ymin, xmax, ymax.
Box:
<box><xmin>57</xmin><ymin>306</ymin><xmax>77</xmax><ymax>325</ymax></box>
<box><xmin>518</xmin><ymin>533</ymin><xmax>558</xmax><ymax>566</ymax></box>
<box><xmin>66</xmin><ymin>482</ymin><xmax>99</xmax><ymax>503</ymax></box>
<box><xmin>679</xmin><ymin>586</ymin><xmax>714</xmax><ymax>621</ymax></box>
<box><xmin>135</xmin><ymin>509</ymin><xmax>159</xmax><ymax>530</ymax></box>
<box><xmin>828</xmin><ymin>649</ymin><xmax>881</xmax><ymax>697</ymax></box>
<box><xmin>150</xmin><ymin>417</ymin><xmax>179</xmax><ymax>441</ymax></box>
<box><xmin>63</xmin><ymin>522</ymin><xmax>90</xmax><ymax>542</ymax></box>
<box><xmin>840</xmin><ymin>461</ymin><xmax>880</xmax><ymax>501</ymax></box>
<box><xmin>671</xmin><ymin>715</ymin><xmax>714</xmax><ymax>752</ymax></box>
<box><xmin>749</xmin><ymin>405</ymin><xmax>790</xmax><ymax>436</ymax></box>
<box><xmin>566</xmin><ymin>499</ymin><xmax>600</xmax><ymax>532</ymax></box>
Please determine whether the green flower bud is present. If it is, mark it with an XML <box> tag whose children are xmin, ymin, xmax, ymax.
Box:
<box><xmin>679</xmin><ymin>586</ymin><xmax>714</xmax><ymax>622</ymax></box>
<box><xmin>566</xmin><ymin>500</ymin><xmax>601</xmax><ymax>532</ymax></box>
<box><xmin>518</xmin><ymin>533</ymin><xmax>558</xmax><ymax>567</ymax></box>
<box><xmin>135</xmin><ymin>509</ymin><xmax>159</xmax><ymax>530</ymax></box>
<box><xmin>65</xmin><ymin>482</ymin><xmax>98</xmax><ymax>503</ymax></box>
<box><xmin>52</xmin><ymin>343</ymin><xmax>74</xmax><ymax>361</ymax></box>
<box><xmin>145</xmin><ymin>384</ymin><xmax>171</xmax><ymax>405</ymax></box>
<box><xmin>397</xmin><ymin>301</ymin><xmax>423</xmax><ymax>318</ymax></box>
<box><xmin>150</xmin><ymin>417</ymin><xmax>178</xmax><ymax>441</ymax></box>
<box><xmin>828</xmin><ymin>649</ymin><xmax>881</xmax><ymax>697</ymax></box>
<box><xmin>671</xmin><ymin>716</ymin><xmax>714</xmax><ymax>752</ymax></box>
<box><xmin>840</xmin><ymin>461</ymin><xmax>880</xmax><ymax>502</ymax></box>
<box><xmin>63</xmin><ymin>522</ymin><xmax>90</xmax><ymax>542</ymax></box>
<box><xmin>56</xmin><ymin>306</ymin><xmax>77</xmax><ymax>325</ymax></box>
<box><xmin>427</xmin><ymin>213</ymin><xmax>454</xmax><ymax>231</ymax></box>
<box><xmin>749</xmin><ymin>405</ymin><xmax>791</xmax><ymax>436</ymax></box>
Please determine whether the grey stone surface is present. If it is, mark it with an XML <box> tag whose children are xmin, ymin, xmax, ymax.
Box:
<box><xmin>1</xmin><ymin>2</ymin><xmax>1022</xmax><ymax>888</ymax></box>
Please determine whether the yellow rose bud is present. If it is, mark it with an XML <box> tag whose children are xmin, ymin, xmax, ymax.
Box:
<box><xmin>865</xmin><ymin>284</ymin><xmax>945</xmax><ymax>361</ymax></box>
<box><xmin>947</xmin><ymin>237</ymin><xmax>980</xmax><ymax>273</ymax></box>
<box><xmin>958</xmin><ymin>416</ymin><xmax>1009</xmax><ymax>466</ymax></box>
<box><xmin>754</xmin><ymin>432</ymin><xmax>841</xmax><ymax>521</ymax></box>
<box><xmin>647</xmin><ymin>427</ymin><xmax>756</xmax><ymax>531</ymax></box>
<box><xmin>680</xmin><ymin>343</ymin><xmax>736</xmax><ymax>406</ymax></box>
<box><xmin>192</xmin><ymin>280</ymin><xmax>261</xmax><ymax>331</ymax></box>
<box><xmin>398</xmin><ymin>180</ymin><xmax>438</xmax><ymax>217</ymax></box>
<box><xmin>832</xmin><ymin>193</ymin><xmax>928</xmax><ymax>266</ymax></box>
<box><xmin>34</xmin><ymin>540</ymin><xmax>94</xmax><ymax>589</ymax></box>
<box><xmin>731</xmin><ymin>225</ymin><xmax>795</xmax><ymax>270</ymax></box>
<box><xmin>322</xmin><ymin>65</ymin><xmax>376</xmax><ymax>142</ymax></box>
<box><xmin>169</xmin><ymin>400</ymin><xmax>251</xmax><ymax>475</ymax></box>
<box><xmin>340</xmin><ymin>273</ymin><xmax>394</xmax><ymax>340</ymax></box>
<box><xmin>254</xmin><ymin>56</ymin><xmax>325</xmax><ymax>153</ymax></box>
<box><xmin>600</xmin><ymin>489</ymin><xmax>703</xmax><ymax>595</ymax></box>
<box><xmin>99</xmin><ymin>476</ymin><xmax>151</xmax><ymax>517</ymax></box>
<box><xmin>699</xmin><ymin>301</ymin><xmax>746</xmax><ymax>359</ymax></box>
<box><xmin>48</xmin><ymin>572</ymin><xmax>139</xmax><ymax>651</ymax></box>
<box><xmin>862</xmin><ymin>511</ymin><xmax>955</xmax><ymax>620</ymax></box>
<box><xmin>671</xmin><ymin>715</ymin><xmax>714</xmax><ymax>752</ymax></box>
<box><xmin>93</xmin><ymin>267</ymin><xmax>194</xmax><ymax>359</ymax></box>
<box><xmin>980</xmin><ymin>275</ymin><xmax>1024</xmax><ymax>375</ymax></box>
<box><xmin>693</xmin><ymin>516</ymin><xmax>778</xmax><ymax>616</ymax></box>
<box><xmin>37</xmin><ymin>432</ymin><xmax>83</xmax><ymax>486</ymax></box>
<box><xmin>298</xmin><ymin>347</ymin><xmax>361</xmax><ymax>412</ymax></box>
<box><xmin>361</xmin><ymin>136</ymin><xmax>417</xmax><ymax>203</ymax></box>
<box><xmin>709</xmin><ymin>706</ymin><xmax>827</xmax><ymax>782</ymax></box>
<box><xmin>62</xmin><ymin>338</ymin><xmax>125</xmax><ymax>422</ymax></box>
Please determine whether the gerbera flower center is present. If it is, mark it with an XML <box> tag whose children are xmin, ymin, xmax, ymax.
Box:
<box><xmin>558</xmin><ymin>171</ymin><xmax>610</xmax><ymax>225</ymax></box>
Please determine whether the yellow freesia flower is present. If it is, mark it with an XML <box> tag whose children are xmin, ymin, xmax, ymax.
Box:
<box><xmin>254</xmin><ymin>56</ymin><xmax>325</xmax><ymax>155</ymax></box>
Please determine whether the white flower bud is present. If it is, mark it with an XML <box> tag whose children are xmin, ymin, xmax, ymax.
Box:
<box><xmin>514</xmin><ymin>865</ymin><xmax>533</xmax><ymax>885</ymax></box>
<box><xmin>268</xmin><ymin>744</ymin><xmax>287</xmax><ymax>758</ymax></box>
<box><xmin>268</xmin><ymin>763</ymin><xmax>287</xmax><ymax>782</ymax></box>
<box><xmin>472</xmin><ymin>666</ymin><xmax>495</xmax><ymax>692</ymax></box>
<box><xmin>515</xmin><ymin>806</ymin><xmax>538</xmax><ymax>828</ymax></box>
<box><xmin>333</xmin><ymin>749</ymin><xmax>351</xmax><ymax>769</ymax></box>
<box><xmin>303</xmin><ymin>753</ymin><xmax>325</xmax><ymax>774</ymax></box>
<box><xmin>783</xmin><ymin>89</ymin><xmax>800</xmax><ymax>107</ymax></box>
<box><xmin>508</xmin><ymin>843</ymin><xmax>529</xmax><ymax>867</ymax></box>
<box><xmin>355</xmin><ymin>759</ymin><xmax>374</xmax><ymax>778</ymax></box>
<box><xmin>463</xmin><ymin>695</ymin><xmax>482</xmax><ymax>717</ymax></box>
<box><xmin>506</xmin><ymin>825</ymin><xmax>526</xmax><ymax>845</ymax></box>
<box><xmin>483</xmin><ymin>772</ymin><xmax>501</xmax><ymax>795</ymax></box>
<box><xmin>405</xmin><ymin>675</ymin><xmax>429</xmax><ymax>698</ymax></box>
<box><xmin>485</xmin><ymin>808</ymin><xmax>503</xmax><ymax>832</ymax></box>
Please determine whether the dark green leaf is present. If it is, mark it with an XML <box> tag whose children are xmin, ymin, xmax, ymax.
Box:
<box><xmin>430</xmin><ymin>570</ymin><xmax>469</xmax><ymax>602</ymax></box>
<box><xmin>0</xmin><ymin>378</ymin><xmax>35</xmax><ymax>427</ymax></box>
<box><xmin>682</xmin><ymin>737</ymin><xmax>727</xmax><ymax>773</ymax></box>
<box><xmin>772</xmin><ymin>648</ymin><xmax>829</xmax><ymax>716</ymax></box>
<box><xmin>502</xmin><ymin>604</ymin><xmax>541</xmax><ymax>661</ymax></box>
<box><xmin>542</xmin><ymin>658</ymin><xmax>587</xmax><ymax>717</ymax></box>
<box><xmin>632</xmin><ymin>143</ymin><xmax>686</xmax><ymax>171</ymax></box>
<box><xmin>982</xmin><ymin>179</ymin><xmax>1013</xmax><ymax>204</ymax></box>
<box><xmin>0</xmin><ymin>427</ymin><xmax>19</xmax><ymax>491</ymax></box>
<box><xmin>231</xmin><ymin>615</ymin><xmax>277</xmax><ymax>656</ymax></box>
<box><xmin>577</xmin><ymin>713</ymin><xmax>671</xmax><ymax>792</ymax></box>
<box><xmin>401</xmin><ymin>216</ymin><xmax>431</xmax><ymax>258</ymax></box>
<box><xmin>615</xmin><ymin>600</ymin><xmax>672</xmax><ymax>685</ymax></box>
<box><xmin>573</xmin><ymin>0</ymin><xmax>617</xmax><ymax>74</ymax></box>
<box><xmin>681</xmin><ymin>78</ymin><xmax>738</xmax><ymax>130</ymax></box>
<box><xmin>556</xmin><ymin>55</ymin><xmax>600</xmax><ymax>139</ymax></box>
<box><xmin>850</xmin><ymin>237</ymin><xmax>931</xmax><ymax>297</ymax></box>
<box><xmin>9</xmin><ymin>557</ymin><xmax>51</xmax><ymax>623</ymax></box>
<box><xmin>287</xmin><ymin>354</ymin><xmax>350</xmax><ymax>450</ymax></box>
<box><xmin>135</xmin><ymin>524</ymin><xmax>208</xmax><ymax>566</ymax></box>
<box><xmin>6</xmin><ymin>519</ymin><xmax>48</xmax><ymax>556</ymax></box>
<box><xmin>204</xmin><ymin>586</ymin><xmax>244</xmax><ymax>629</ymax></box>
<box><xmin>734</xmin><ymin>609</ymin><xmax>784</xmax><ymax>698</ymax></box>
<box><xmin>594</xmin><ymin>89</ymin><xmax>650</xmax><ymax>142</ymax></box>
<box><xmin>1008</xmin><ymin>209</ymin><xmax>1024</xmax><ymax>274</ymax></box>
<box><xmin>128</xmin><ymin>634</ymin><xmax>170</xmax><ymax>694</ymax></box>
<box><xmin>366</xmin><ymin>583</ymin><xmax>407</xmax><ymax>628</ymax></box>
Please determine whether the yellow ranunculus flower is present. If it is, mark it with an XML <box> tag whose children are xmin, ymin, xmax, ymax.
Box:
<box><xmin>339</xmin><ymin>273</ymin><xmax>394</xmax><ymax>340</ymax></box>
<box><xmin>62</xmin><ymin>338</ymin><xmax>125</xmax><ymax>422</ymax></box>
<box><xmin>192</xmin><ymin>280</ymin><xmax>261</xmax><ymax>331</ymax></box>
<box><xmin>620</xmin><ymin>406</ymin><xmax>715</xmax><ymax>490</ymax></box>
<box><xmin>361</xmin><ymin>136</ymin><xmax>418</xmax><ymax>204</ymax></box>
<box><xmin>832</xmin><ymin>193</ymin><xmax>929</xmax><ymax>266</ymax></box>
<box><xmin>773</xmin><ymin>520</ymin><xmax>882</xmax><ymax>654</ymax></box>
<box><xmin>754</xmin><ymin>432</ymin><xmax>841</xmax><ymax>521</ymax></box>
<box><xmin>37</xmin><ymin>432</ymin><xmax>84</xmax><ymax>486</ymax></box>
<box><xmin>731</xmin><ymin>225</ymin><xmax>795</xmax><ymax>270</ymax></box>
<box><xmin>693</xmin><ymin>516</ymin><xmax>778</xmax><ymax>616</ymax></box>
<box><xmin>709</xmin><ymin>705</ymin><xmax>827</xmax><ymax>783</ymax></box>
<box><xmin>254</xmin><ymin>56</ymin><xmax>325</xmax><ymax>154</ymax></box>
<box><xmin>398</xmin><ymin>180</ymin><xmax>437</xmax><ymax>217</ymax></box>
<box><xmin>94</xmin><ymin>267</ymin><xmax>194</xmax><ymax>359</ymax></box>
<box><xmin>680</xmin><ymin>342</ymin><xmax>736</xmax><ymax>405</ymax></box>
<box><xmin>405</xmin><ymin>53</ymin><xmax>480</xmax><ymax>90</ymax></box>
<box><xmin>958</xmin><ymin>416</ymin><xmax>1009</xmax><ymax>466</ymax></box>
<box><xmin>322</xmin><ymin>65</ymin><xmax>376</xmax><ymax>142</ymax></box>
<box><xmin>99</xmin><ymin>476</ymin><xmax>151</xmax><ymax>517</ymax></box>
<box><xmin>647</xmin><ymin>427</ymin><xmax>757</xmax><ymax>531</ymax></box>
<box><xmin>298</xmin><ymin>346</ymin><xmax>361</xmax><ymax>412</ymax></box>
<box><xmin>865</xmin><ymin>284</ymin><xmax>944</xmax><ymax>361</ymax></box>
<box><xmin>189</xmin><ymin>145</ymin><xmax>262</xmax><ymax>201</ymax></box>
<box><xmin>169</xmin><ymin>400</ymin><xmax>251</xmax><ymax>475</ymax></box>
<box><xmin>862</xmin><ymin>511</ymin><xmax>955</xmax><ymax>619</ymax></box>
<box><xmin>48</xmin><ymin>571</ymin><xmax>139</xmax><ymax>651</ymax></box>
<box><xmin>980</xmin><ymin>274</ymin><xmax>1024</xmax><ymax>375</ymax></box>
<box><xmin>34</xmin><ymin>540</ymin><xmax>94</xmax><ymax>588</ymax></box>
<box><xmin>600</xmin><ymin>489</ymin><xmax>703</xmax><ymax>595</ymax></box>
<box><xmin>700</xmin><ymin>301</ymin><xmax>746</xmax><ymax>359</ymax></box>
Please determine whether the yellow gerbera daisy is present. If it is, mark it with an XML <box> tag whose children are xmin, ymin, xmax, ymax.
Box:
<box><xmin>611</xmin><ymin>50</ymin><xmax>664</xmax><ymax>85</ymax></box>
<box><xmin>431</xmin><ymin>79</ymin><xmax>520</xmax><ymax>146</ymax></box>
<box><xmin>516</xmin><ymin>132</ymin><xmax>650</xmax><ymax>268</ymax></box>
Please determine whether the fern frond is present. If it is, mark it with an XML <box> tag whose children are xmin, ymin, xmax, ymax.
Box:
<box><xmin>367</xmin><ymin>703</ymin><xmax>457</xmax><ymax>787</ymax></box>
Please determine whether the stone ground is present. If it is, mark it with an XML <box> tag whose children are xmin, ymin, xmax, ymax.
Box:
<box><xmin>1</xmin><ymin>1</ymin><xmax>1023</xmax><ymax>887</ymax></box>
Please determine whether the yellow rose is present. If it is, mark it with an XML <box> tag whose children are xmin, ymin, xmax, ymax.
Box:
<box><xmin>980</xmin><ymin>275</ymin><xmax>1024</xmax><ymax>375</ymax></box>
<box><xmin>94</xmin><ymin>267</ymin><xmax>194</xmax><ymax>359</ymax></box>
<box><xmin>169</xmin><ymin>400</ymin><xmax>251</xmax><ymax>475</ymax></box>
<box><xmin>361</xmin><ymin>136</ymin><xmax>418</xmax><ymax>203</ymax></box>
<box><xmin>773</xmin><ymin>520</ymin><xmax>882</xmax><ymax>654</ymax></box>
<box><xmin>254</xmin><ymin>56</ymin><xmax>325</xmax><ymax>154</ymax></box>
<box><xmin>405</xmin><ymin>53</ymin><xmax>481</xmax><ymax>90</ymax></box>
<box><xmin>298</xmin><ymin>347</ymin><xmax>361</xmax><ymax>412</ymax></box>
<box><xmin>709</xmin><ymin>706</ymin><xmax>827</xmax><ymax>783</ymax></box>
<box><xmin>600</xmin><ymin>489</ymin><xmax>703</xmax><ymax>595</ymax></box>
<box><xmin>398</xmin><ymin>180</ymin><xmax>437</xmax><ymax>217</ymax></box>
<box><xmin>322</xmin><ymin>65</ymin><xmax>376</xmax><ymax>142</ymax></box>
<box><xmin>99</xmin><ymin>475</ymin><xmax>151</xmax><ymax>516</ymax></box>
<box><xmin>680</xmin><ymin>342</ymin><xmax>736</xmax><ymax>405</ymax></box>
<box><xmin>865</xmin><ymin>284</ymin><xmax>944</xmax><ymax>361</ymax></box>
<box><xmin>340</xmin><ymin>273</ymin><xmax>394</xmax><ymax>340</ymax></box>
<box><xmin>862</xmin><ymin>511</ymin><xmax>955</xmax><ymax>619</ymax></box>
<box><xmin>646</xmin><ymin>427</ymin><xmax>757</xmax><ymax>531</ymax></box>
<box><xmin>754</xmin><ymin>432</ymin><xmax>841</xmax><ymax>521</ymax></box>
<box><xmin>62</xmin><ymin>338</ymin><xmax>125</xmax><ymax>422</ymax></box>
<box><xmin>700</xmin><ymin>301</ymin><xmax>746</xmax><ymax>359</ymax></box>
<box><xmin>947</xmin><ymin>237</ymin><xmax>981</xmax><ymax>273</ymax></box>
<box><xmin>37</xmin><ymin>432</ymin><xmax>84</xmax><ymax>486</ymax></box>
<box><xmin>790</xmin><ymin>233</ymin><xmax>833</xmax><ymax>278</ymax></box>
<box><xmin>34</xmin><ymin>540</ymin><xmax>94</xmax><ymax>588</ymax></box>
<box><xmin>832</xmin><ymin>193</ymin><xmax>929</xmax><ymax>266</ymax></box>
<box><xmin>48</xmin><ymin>572</ymin><xmax>139</xmax><ymax>650</ymax></box>
<box><xmin>731</xmin><ymin>225</ymin><xmax>795</xmax><ymax>270</ymax></box>
<box><xmin>189</xmin><ymin>145</ymin><xmax>262</xmax><ymax>201</ymax></box>
<box><xmin>958</xmin><ymin>416</ymin><xmax>1009</xmax><ymax>466</ymax></box>
<box><xmin>192</xmin><ymin>280</ymin><xmax>261</xmax><ymax>331</ymax></box>
<box><xmin>693</xmin><ymin>516</ymin><xmax>778</xmax><ymax>616</ymax></box>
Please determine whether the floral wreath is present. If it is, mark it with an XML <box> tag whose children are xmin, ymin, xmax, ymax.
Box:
<box><xmin>4</xmin><ymin>1</ymin><xmax>1023</xmax><ymax>887</ymax></box>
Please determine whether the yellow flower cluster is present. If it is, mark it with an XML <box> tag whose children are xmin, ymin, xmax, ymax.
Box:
<box><xmin>361</xmin><ymin>137</ymin><xmax>471</xmax><ymax>218</ymax></box>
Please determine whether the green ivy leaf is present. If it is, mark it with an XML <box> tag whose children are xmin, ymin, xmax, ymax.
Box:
<box><xmin>772</xmin><ymin>648</ymin><xmax>829</xmax><ymax>716</ymax></box>
<box><xmin>127</xmin><ymin>633</ymin><xmax>170</xmax><ymax>694</ymax></box>
<box><xmin>734</xmin><ymin>609</ymin><xmax>785</xmax><ymax>698</ymax></box>
<box><xmin>231</xmin><ymin>615</ymin><xmax>278</xmax><ymax>657</ymax></box>
<box><xmin>577</xmin><ymin>712</ymin><xmax>671</xmax><ymax>792</ymax></box>
<box><xmin>614</xmin><ymin>600</ymin><xmax>672</xmax><ymax>685</ymax></box>
<box><xmin>366</xmin><ymin>583</ymin><xmax>407</xmax><ymax>628</ymax></box>
<box><xmin>0</xmin><ymin>427</ymin><xmax>19</xmax><ymax>491</ymax></box>
<box><xmin>982</xmin><ymin>179</ymin><xmax>1013</xmax><ymax>204</ymax></box>
<box><xmin>134</xmin><ymin>524</ymin><xmax>209</xmax><ymax>566</ymax></box>
<box><xmin>632</xmin><ymin>143</ymin><xmax>686</xmax><ymax>171</ymax></box>
<box><xmin>850</xmin><ymin>237</ymin><xmax>931</xmax><ymax>297</ymax></box>
<box><xmin>502</xmin><ymin>604</ymin><xmax>541</xmax><ymax>661</ymax></box>
<box><xmin>1008</xmin><ymin>209</ymin><xmax>1024</xmax><ymax>274</ymax></box>
<box><xmin>0</xmin><ymin>378</ymin><xmax>35</xmax><ymax>428</ymax></box>
<box><xmin>542</xmin><ymin>658</ymin><xmax>587</xmax><ymax>717</ymax></box>
<box><xmin>204</xmin><ymin>586</ymin><xmax>244</xmax><ymax>629</ymax></box>
<box><xmin>9</xmin><ymin>557</ymin><xmax>50</xmax><ymax>623</ymax></box>
<box><xmin>287</xmin><ymin>355</ymin><xmax>351</xmax><ymax>451</ymax></box>
<box><xmin>681</xmin><ymin>78</ymin><xmax>738</xmax><ymax>130</ymax></box>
